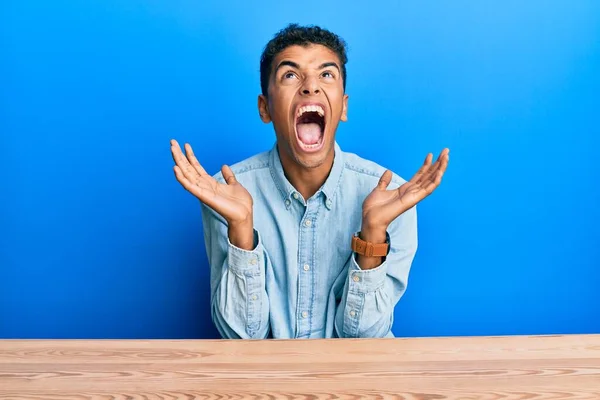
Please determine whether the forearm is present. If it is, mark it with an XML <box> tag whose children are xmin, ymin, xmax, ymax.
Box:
<box><xmin>211</xmin><ymin>243</ymin><xmax>270</xmax><ymax>339</ymax></box>
<box><xmin>335</xmin><ymin>252</ymin><xmax>395</xmax><ymax>338</ymax></box>
<box><xmin>202</xmin><ymin>205</ymin><xmax>270</xmax><ymax>339</ymax></box>
<box><xmin>336</xmin><ymin>208</ymin><xmax>418</xmax><ymax>338</ymax></box>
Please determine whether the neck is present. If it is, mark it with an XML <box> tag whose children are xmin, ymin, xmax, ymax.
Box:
<box><xmin>278</xmin><ymin>144</ymin><xmax>334</xmax><ymax>200</ymax></box>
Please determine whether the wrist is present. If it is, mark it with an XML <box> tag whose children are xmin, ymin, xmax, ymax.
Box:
<box><xmin>359</xmin><ymin>221</ymin><xmax>387</xmax><ymax>244</ymax></box>
<box><xmin>355</xmin><ymin>222</ymin><xmax>388</xmax><ymax>271</ymax></box>
<box><xmin>228</xmin><ymin>216</ymin><xmax>254</xmax><ymax>251</ymax></box>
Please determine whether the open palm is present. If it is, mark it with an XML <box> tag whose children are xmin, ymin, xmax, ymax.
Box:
<box><xmin>362</xmin><ymin>149</ymin><xmax>450</xmax><ymax>229</ymax></box>
<box><xmin>170</xmin><ymin>140</ymin><xmax>253</xmax><ymax>224</ymax></box>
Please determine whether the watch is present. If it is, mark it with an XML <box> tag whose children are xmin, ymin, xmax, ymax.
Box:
<box><xmin>351</xmin><ymin>233</ymin><xmax>389</xmax><ymax>257</ymax></box>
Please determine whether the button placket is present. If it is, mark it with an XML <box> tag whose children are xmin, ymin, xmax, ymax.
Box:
<box><xmin>297</xmin><ymin>205</ymin><xmax>316</xmax><ymax>338</ymax></box>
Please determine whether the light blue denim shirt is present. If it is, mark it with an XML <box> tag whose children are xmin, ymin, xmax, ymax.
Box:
<box><xmin>200</xmin><ymin>142</ymin><xmax>418</xmax><ymax>339</ymax></box>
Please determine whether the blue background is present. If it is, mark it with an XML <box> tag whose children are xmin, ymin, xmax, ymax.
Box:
<box><xmin>2</xmin><ymin>1</ymin><xmax>599</xmax><ymax>339</ymax></box>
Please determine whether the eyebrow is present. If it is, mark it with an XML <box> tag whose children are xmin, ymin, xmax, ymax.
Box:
<box><xmin>275</xmin><ymin>60</ymin><xmax>300</xmax><ymax>73</ymax></box>
<box><xmin>275</xmin><ymin>60</ymin><xmax>341</xmax><ymax>74</ymax></box>
<box><xmin>318</xmin><ymin>62</ymin><xmax>340</xmax><ymax>72</ymax></box>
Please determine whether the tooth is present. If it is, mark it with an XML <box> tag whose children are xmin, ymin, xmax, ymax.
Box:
<box><xmin>297</xmin><ymin>105</ymin><xmax>326</xmax><ymax>118</ymax></box>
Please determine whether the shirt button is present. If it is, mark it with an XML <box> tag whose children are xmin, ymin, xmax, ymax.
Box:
<box><xmin>293</xmin><ymin>193</ymin><xmax>299</xmax><ymax>200</ymax></box>
<box><xmin>302</xmin><ymin>311</ymin><xmax>308</xmax><ymax>318</ymax></box>
<box><xmin>251</xmin><ymin>294</ymin><xmax>258</xmax><ymax>301</ymax></box>
<box><xmin>303</xmin><ymin>264</ymin><xmax>310</xmax><ymax>271</ymax></box>
<box><xmin>326</xmin><ymin>199</ymin><xmax>332</xmax><ymax>208</ymax></box>
<box><xmin>353</xmin><ymin>275</ymin><xmax>360</xmax><ymax>282</ymax></box>
<box><xmin>304</xmin><ymin>219</ymin><xmax>312</xmax><ymax>227</ymax></box>
<box><xmin>349</xmin><ymin>310</ymin><xmax>356</xmax><ymax>317</ymax></box>
<box><xmin>250</xmin><ymin>258</ymin><xmax>257</xmax><ymax>265</ymax></box>
<box><xmin>285</xmin><ymin>199</ymin><xmax>291</xmax><ymax>207</ymax></box>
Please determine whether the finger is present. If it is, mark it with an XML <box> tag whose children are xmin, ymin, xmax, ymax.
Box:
<box><xmin>377</xmin><ymin>170</ymin><xmax>393</xmax><ymax>190</ymax></box>
<box><xmin>184</xmin><ymin>143</ymin><xmax>208</xmax><ymax>176</ymax></box>
<box><xmin>421</xmin><ymin>151</ymin><xmax>449</xmax><ymax>192</ymax></box>
<box><xmin>422</xmin><ymin>174</ymin><xmax>442</xmax><ymax>195</ymax></box>
<box><xmin>417</xmin><ymin>159</ymin><xmax>441</xmax><ymax>185</ymax></box>
<box><xmin>170</xmin><ymin>139</ymin><xmax>184</xmax><ymax>160</ymax></box>
<box><xmin>409</xmin><ymin>153</ymin><xmax>433</xmax><ymax>184</ymax></box>
<box><xmin>416</xmin><ymin>149</ymin><xmax>449</xmax><ymax>185</ymax></box>
<box><xmin>173</xmin><ymin>165</ymin><xmax>209</xmax><ymax>200</ymax></box>
<box><xmin>170</xmin><ymin>139</ymin><xmax>190</xmax><ymax>168</ymax></box>
<box><xmin>437</xmin><ymin>149</ymin><xmax>450</xmax><ymax>176</ymax></box>
<box><xmin>170</xmin><ymin>140</ymin><xmax>199</xmax><ymax>182</ymax></box>
<box><xmin>221</xmin><ymin>165</ymin><xmax>237</xmax><ymax>185</ymax></box>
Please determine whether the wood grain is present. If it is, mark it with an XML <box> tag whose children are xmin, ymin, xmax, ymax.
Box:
<box><xmin>0</xmin><ymin>335</ymin><xmax>599</xmax><ymax>399</ymax></box>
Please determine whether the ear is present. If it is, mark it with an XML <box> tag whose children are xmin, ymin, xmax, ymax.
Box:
<box><xmin>258</xmin><ymin>95</ymin><xmax>271</xmax><ymax>123</ymax></box>
<box><xmin>340</xmin><ymin>94</ymin><xmax>349</xmax><ymax>122</ymax></box>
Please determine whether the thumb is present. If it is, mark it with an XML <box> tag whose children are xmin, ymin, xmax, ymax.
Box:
<box><xmin>221</xmin><ymin>165</ymin><xmax>237</xmax><ymax>185</ymax></box>
<box><xmin>377</xmin><ymin>170</ymin><xmax>393</xmax><ymax>190</ymax></box>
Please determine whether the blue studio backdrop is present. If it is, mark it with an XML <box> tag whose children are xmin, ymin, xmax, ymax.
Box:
<box><xmin>1</xmin><ymin>1</ymin><xmax>599</xmax><ymax>339</ymax></box>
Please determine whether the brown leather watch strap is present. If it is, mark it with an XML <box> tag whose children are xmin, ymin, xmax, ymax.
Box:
<box><xmin>351</xmin><ymin>234</ymin><xmax>389</xmax><ymax>257</ymax></box>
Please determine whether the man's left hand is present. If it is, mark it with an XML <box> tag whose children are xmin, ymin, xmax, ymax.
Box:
<box><xmin>361</xmin><ymin>148</ymin><xmax>450</xmax><ymax>236</ymax></box>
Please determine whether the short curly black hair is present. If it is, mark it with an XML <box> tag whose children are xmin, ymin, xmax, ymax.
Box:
<box><xmin>260</xmin><ymin>23</ymin><xmax>348</xmax><ymax>96</ymax></box>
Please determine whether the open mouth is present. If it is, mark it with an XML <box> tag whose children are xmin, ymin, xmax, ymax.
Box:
<box><xmin>295</xmin><ymin>104</ymin><xmax>326</xmax><ymax>152</ymax></box>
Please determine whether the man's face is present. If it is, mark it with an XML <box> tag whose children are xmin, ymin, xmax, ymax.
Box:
<box><xmin>258</xmin><ymin>44</ymin><xmax>348</xmax><ymax>169</ymax></box>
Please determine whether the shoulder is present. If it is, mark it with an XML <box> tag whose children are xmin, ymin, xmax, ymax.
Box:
<box><xmin>341</xmin><ymin>149</ymin><xmax>407</xmax><ymax>190</ymax></box>
<box><xmin>211</xmin><ymin>150</ymin><xmax>271</xmax><ymax>184</ymax></box>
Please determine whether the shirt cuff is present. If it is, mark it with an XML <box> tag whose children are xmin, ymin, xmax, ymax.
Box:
<box><xmin>349</xmin><ymin>230</ymin><xmax>390</xmax><ymax>292</ymax></box>
<box><xmin>227</xmin><ymin>228</ymin><xmax>263</xmax><ymax>276</ymax></box>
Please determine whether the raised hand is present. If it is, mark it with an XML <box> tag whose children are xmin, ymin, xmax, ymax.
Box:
<box><xmin>362</xmin><ymin>148</ymin><xmax>450</xmax><ymax>231</ymax></box>
<box><xmin>170</xmin><ymin>139</ymin><xmax>253</xmax><ymax>226</ymax></box>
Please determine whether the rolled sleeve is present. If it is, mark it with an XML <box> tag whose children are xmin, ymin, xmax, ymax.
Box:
<box><xmin>201</xmin><ymin>203</ymin><xmax>270</xmax><ymax>339</ymax></box>
<box><xmin>227</xmin><ymin>229</ymin><xmax>263</xmax><ymax>277</ymax></box>
<box><xmin>336</xmin><ymin>206</ymin><xmax>418</xmax><ymax>338</ymax></box>
<box><xmin>348</xmin><ymin>257</ymin><xmax>388</xmax><ymax>291</ymax></box>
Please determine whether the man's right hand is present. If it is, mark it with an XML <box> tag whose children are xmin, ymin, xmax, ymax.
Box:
<box><xmin>170</xmin><ymin>139</ymin><xmax>255</xmax><ymax>250</ymax></box>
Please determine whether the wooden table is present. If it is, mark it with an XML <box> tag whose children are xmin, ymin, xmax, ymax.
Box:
<box><xmin>1</xmin><ymin>334</ymin><xmax>599</xmax><ymax>399</ymax></box>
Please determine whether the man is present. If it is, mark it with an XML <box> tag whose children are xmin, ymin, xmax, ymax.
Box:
<box><xmin>170</xmin><ymin>24</ymin><xmax>449</xmax><ymax>339</ymax></box>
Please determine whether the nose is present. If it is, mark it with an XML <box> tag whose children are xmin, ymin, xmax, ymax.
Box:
<box><xmin>301</xmin><ymin>76</ymin><xmax>320</xmax><ymax>95</ymax></box>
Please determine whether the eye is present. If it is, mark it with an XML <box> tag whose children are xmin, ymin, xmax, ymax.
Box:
<box><xmin>283</xmin><ymin>71</ymin><xmax>297</xmax><ymax>80</ymax></box>
<box><xmin>322</xmin><ymin>70</ymin><xmax>335</xmax><ymax>79</ymax></box>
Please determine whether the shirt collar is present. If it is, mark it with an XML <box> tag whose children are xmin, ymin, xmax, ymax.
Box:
<box><xmin>269</xmin><ymin>141</ymin><xmax>344</xmax><ymax>209</ymax></box>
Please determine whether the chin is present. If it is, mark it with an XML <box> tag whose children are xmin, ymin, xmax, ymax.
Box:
<box><xmin>292</xmin><ymin>137</ymin><xmax>334</xmax><ymax>169</ymax></box>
